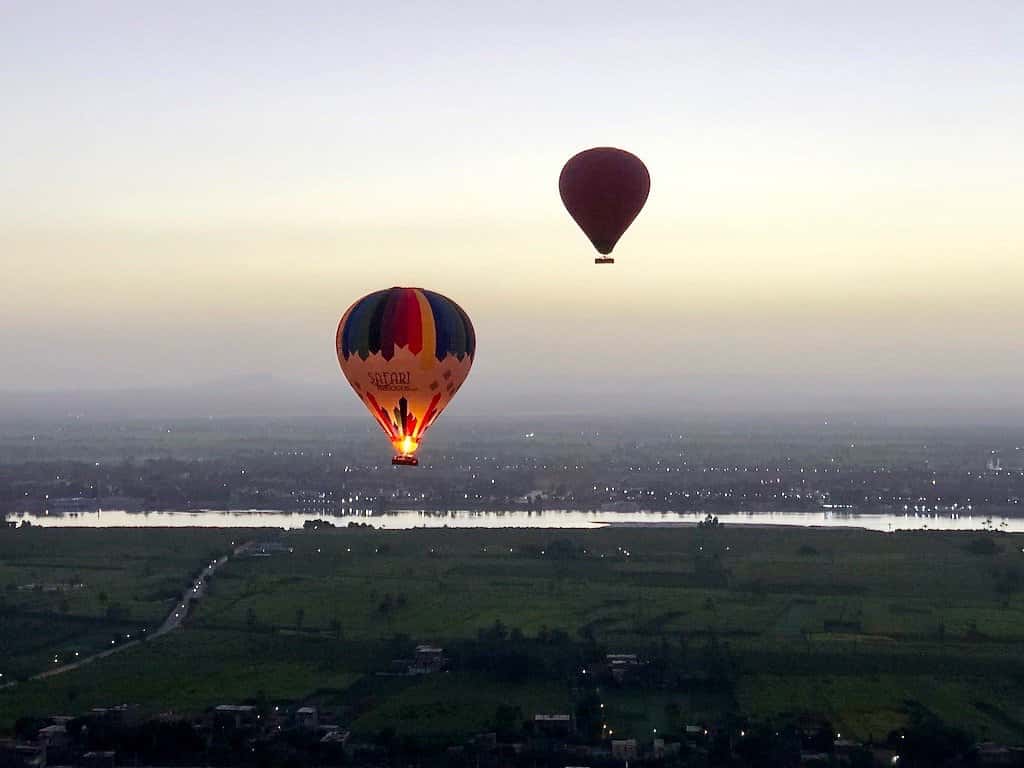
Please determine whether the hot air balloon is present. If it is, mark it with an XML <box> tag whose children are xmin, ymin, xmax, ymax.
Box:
<box><xmin>559</xmin><ymin>147</ymin><xmax>650</xmax><ymax>264</ymax></box>
<box><xmin>336</xmin><ymin>287</ymin><xmax>475</xmax><ymax>466</ymax></box>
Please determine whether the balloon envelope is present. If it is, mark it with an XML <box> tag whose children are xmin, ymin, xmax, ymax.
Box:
<box><xmin>336</xmin><ymin>287</ymin><xmax>475</xmax><ymax>463</ymax></box>
<box><xmin>559</xmin><ymin>147</ymin><xmax>650</xmax><ymax>255</ymax></box>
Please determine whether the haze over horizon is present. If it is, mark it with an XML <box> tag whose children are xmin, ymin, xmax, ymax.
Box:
<box><xmin>3</xmin><ymin>1</ymin><xmax>1022</xmax><ymax>422</ymax></box>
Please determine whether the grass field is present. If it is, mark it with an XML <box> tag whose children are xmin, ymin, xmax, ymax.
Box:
<box><xmin>0</xmin><ymin>528</ymin><xmax>243</xmax><ymax>679</ymax></box>
<box><xmin>2</xmin><ymin>525</ymin><xmax>1023</xmax><ymax>743</ymax></box>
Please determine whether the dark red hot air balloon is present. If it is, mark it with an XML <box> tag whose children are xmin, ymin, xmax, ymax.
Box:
<box><xmin>559</xmin><ymin>147</ymin><xmax>650</xmax><ymax>264</ymax></box>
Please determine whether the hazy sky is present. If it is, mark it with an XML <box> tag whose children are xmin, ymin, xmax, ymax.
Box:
<box><xmin>2</xmin><ymin>1</ymin><xmax>1022</xmax><ymax>417</ymax></box>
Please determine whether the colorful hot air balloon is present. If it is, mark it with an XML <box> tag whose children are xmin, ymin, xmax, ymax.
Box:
<box><xmin>336</xmin><ymin>287</ymin><xmax>475</xmax><ymax>466</ymax></box>
<box><xmin>559</xmin><ymin>147</ymin><xmax>650</xmax><ymax>264</ymax></box>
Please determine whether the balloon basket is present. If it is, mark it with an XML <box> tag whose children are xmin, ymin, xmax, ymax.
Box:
<box><xmin>392</xmin><ymin>455</ymin><xmax>419</xmax><ymax>467</ymax></box>
<box><xmin>594</xmin><ymin>257</ymin><xmax>615</xmax><ymax>264</ymax></box>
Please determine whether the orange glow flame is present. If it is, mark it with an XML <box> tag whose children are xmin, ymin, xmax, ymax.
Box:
<box><xmin>396</xmin><ymin>436</ymin><xmax>418</xmax><ymax>456</ymax></box>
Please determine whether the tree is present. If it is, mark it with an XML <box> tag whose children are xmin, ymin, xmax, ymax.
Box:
<box><xmin>677</xmin><ymin>631</ymin><xmax>690</xmax><ymax>667</ymax></box>
<box><xmin>493</xmin><ymin>704</ymin><xmax>524</xmax><ymax>739</ymax></box>
<box><xmin>891</xmin><ymin>711</ymin><xmax>971</xmax><ymax>766</ymax></box>
<box><xmin>573</xmin><ymin>690</ymin><xmax>603</xmax><ymax>743</ymax></box>
<box><xmin>703</xmin><ymin>635</ymin><xmax>734</xmax><ymax>689</ymax></box>
<box><xmin>664</xmin><ymin>702</ymin><xmax>682</xmax><ymax>729</ymax></box>
<box><xmin>246</xmin><ymin>606</ymin><xmax>257</xmax><ymax>629</ymax></box>
<box><xmin>328</xmin><ymin>618</ymin><xmax>342</xmax><ymax>640</ymax></box>
<box><xmin>295</xmin><ymin>607</ymin><xmax>305</xmax><ymax>630</ymax></box>
<box><xmin>698</xmin><ymin>513</ymin><xmax>722</xmax><ymax>529</ymax></box>
<box><xmin>478</xmin><ymin>619</ymin><xmax>508</xmax><ymax>642</ymax></box>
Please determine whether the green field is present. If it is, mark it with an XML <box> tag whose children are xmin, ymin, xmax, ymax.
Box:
<box><xmin>0</xmin><ymin>528</ymin><xmax>242</xmax><ymax>679</ymax></box>
<box><xmin>2</xmin><ymin>525</ymin><xmax>1024</xmax><ymax>743</ymax></box>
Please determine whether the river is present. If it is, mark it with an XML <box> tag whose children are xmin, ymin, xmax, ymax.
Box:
<box><xmin>8</xmin><ymin>507</ymin><xmax>1024</xmax><ymax>532</ymax></box>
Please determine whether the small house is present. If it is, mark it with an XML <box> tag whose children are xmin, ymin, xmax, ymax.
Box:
<box><xmin>0</xmin><ymin>740</ymin><xmax>45</xmax><ymax>768</ymax></box>
<box><xmin>409</xmin><ymin>645</ymin><xmax>447</xmax><ymax>674</ymax></box>
<box><xmin>606</xmin><ymin>653</ymin><xmax>640</xmax><ymax>683</ymax></box>
<box><xmin>213</xmin><ymin>704</ymin><xmax>258</xmax><ymax>730</ymax></box>
<box><xmin>534</xmin><ymin>714</ymin><xmax>574</xmax><ymax>738</ymax></box>
<box><xmin>611</xmin><ymin>739</ymin><xmax>638</xmax><ymax>761</ymax></box>
<box><xmin>296</xmin><ymin>706</ymin><xmax>319</xmax><ymax>731</ymax></box>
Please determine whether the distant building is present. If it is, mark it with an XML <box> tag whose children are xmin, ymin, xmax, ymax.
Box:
<box><xmin>409</xmin><ymin>645</ymin><xmax>447</xmax><ymax>674</ymax></box>
<box><xmin>35</xmin><ymin>725</ymin><xmax>68</xmax><ymax>750</ymax></box>
<box><xmin>48</xmin><ymin>497</ymin><xmax>99</xmax><ymax>514</ymax></box>
<box><xmin>684</xmin><ymin>725</ymin><xmax>707</xmax><ymax>742</ymax></box>
<box><xmin>799</xmin><ymin>751</ymin><xmax>830</xmax><ymax>765</ymax></box>
<box><xmin>213</xmin><ymin>705</ymin><xmax>258</xmax><ymax>730</ymax></box>
<box><xmin>294</xmin><ymin>491</ymin><xmax>340</xmax><ymax>515</ymax></box>
<box><xmin>235</xmin><ymin>541</ymin><xmax>293</xmax><ymax>557</ymax></box>
<box><xmin>470</xmin><ymin>732</ymin><xmax>497</xmax><ymax>750</ymax></box>
<box><xmin>81</xmin><ymin>751</ymin><xmax>116</xmax><ymax>768</ymax></box>
<box><xmin>0</xmin><ymin>740</ymin><xmax>46</xmax><ymax>768</ymax></box>
<box><xmin>319</xmin><ymin>730</ymin><xmax>350</xmax><ymax>747</ymax></box>
<box><xmin>975</xmin><ymin>742</ymin><xmax>1017</xmax><ymax>766</ymax></box>
<box><xmin>89</xmin><ymin>704</ymin><xmax>136</xmax><ymax>727</ymax></box>
<box><xmin>533</xmin><ymin>714</ymin><xmax>574</xmax><ymax>738</ymax></box>
<box><xmin>611</xmin><ymin>739</ymin><xmax>638</xmax><ymax>761</ymax></box>
<box><xmin>832</xmin><ymin>738</ymin><xmax>861</xmax><ymax>754</ymax></box>
<box><xmin>18</xmin><ymin>583</ymin><xmax>85</xmax><ymax>593</ymax></box>
<box><xmin>296</xmin><ymin>707</ymin><xmax>319</xmax><ymax>731</ymax></box>
<box><xmin>36</xmin><ymin>723</ymin><xmax>73</xmax><ymax>765</ymax></box>
<box><xmin>606</xmin><ymin>653</ymin><xmax>640</xmax><ymax>683</ymax></box>
<box><xmin>317</xmin><ymin>729</ymin><xmax>350</xmax><ymax>765</ymax></box>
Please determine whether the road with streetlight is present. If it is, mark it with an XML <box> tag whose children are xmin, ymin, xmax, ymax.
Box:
<box><xmin>26</xmin><ymin>551</ymin><xmax>234</xmax><ymax>682</ymax></box>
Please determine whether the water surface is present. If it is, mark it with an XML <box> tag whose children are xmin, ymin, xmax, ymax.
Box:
<box><xmin>10</xmin><ymin>508</ymin><xmax>1024</xmax><ymax>532</ymax></box>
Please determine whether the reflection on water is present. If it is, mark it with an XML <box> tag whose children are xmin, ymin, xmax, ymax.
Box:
<box><xmin>9</xmin><ymin>508</ymin><xmax>1024</xmax><ymax>532</ymax></box>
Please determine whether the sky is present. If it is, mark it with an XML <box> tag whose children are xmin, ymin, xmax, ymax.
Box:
<box><xmin>1</xmin><ymin>1</ymin><xmax>1022</xmax><ymax>420</ymax></box>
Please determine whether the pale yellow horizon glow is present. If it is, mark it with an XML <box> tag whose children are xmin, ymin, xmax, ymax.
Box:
<box><xmin>1</xmin><ymin>1</ymin><xmax>1022</xmax><ymax>413</ymax></box>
